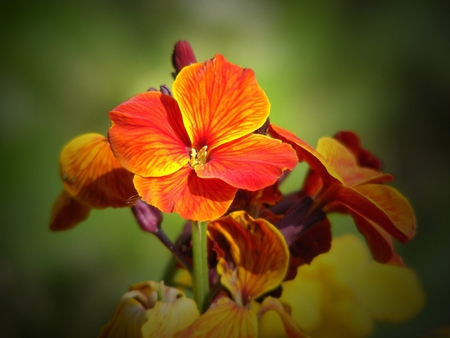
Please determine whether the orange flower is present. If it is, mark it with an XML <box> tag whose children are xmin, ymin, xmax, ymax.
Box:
<box><xmin>175</xmin><ymin>211</ymin><xmax>307</xmax><ymax>338</ymax></box>
<box><xmin>269</xmin><ymin>125</ymin><xmax>416</xmax><ymax>265</ymax></box>
<box><xmin>99</xmin><ymin>280</ymin><xmax>199</xmax><ymax>338</ymax></box>
<box><xmin>50</xmin><ymin>133</ymin><xmax>137</xmax><ymax>231</ymax></box>
<box><xmin>108</xmin><ymin>54</ymin><xmax>297</xmax><ymax>221</ymax></box>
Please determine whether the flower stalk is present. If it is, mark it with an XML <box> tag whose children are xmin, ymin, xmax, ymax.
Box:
<box><xmin>191</xmin><ymin>220</ymin><xmax>210</xmax><ymax>313</ymax></box>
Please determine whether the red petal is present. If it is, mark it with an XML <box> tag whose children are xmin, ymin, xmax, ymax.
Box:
<box><xmin>59</xmin><ymin>133</ymin><xmax>137</xmax><ymax>209</ymax></box>
<box><xmin>49</xmin><ymin>190</ymin><xmax>91</xmax><ymax>231</ymax></box>
<box><xmin>269</xmin><ymin>124</ymin><xmax>337</xmax><ymax>187</ymax></box>
<box><xmin>134</xmin><ymin>166</ymin><xmax>237</xmax><ymax>221</ymax></box>
<box><xmin>196</xmin><ymin>134</ymin><xmax>297</xmax><ymax>190</ymax></box>
<box><xmin>352</xmin><ymin>184</ymin><xmax>416</xmax><ymax>240</ymax></box>
<box><xmin>351</xmin><ymin>211</ymin><xmax>405</xmax><ymax>266</ymax></box>
<box><xmin>173</xmin><ymin>54</ymin><xmax>270</xmax><ymax>149</ymax></box>
<box><xmin>334</xmin><ymin>131</ymin><xmax>383</xmax><ymax>170</ymax></box>
<box><xmin>334</xmin><ymin>186</ymin><xmax>411</xmax><ymax>243</ymax></box>
<box><xmin>108</xmin><ymin>92</ymin><xmax>191</xmax><ymax>177</ymax></box>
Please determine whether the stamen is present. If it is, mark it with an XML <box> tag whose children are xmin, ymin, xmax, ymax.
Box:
<box><xmin>188</xmin><ymin>145</ymin><xmax>208</xmax><ymax>168</ymax></box>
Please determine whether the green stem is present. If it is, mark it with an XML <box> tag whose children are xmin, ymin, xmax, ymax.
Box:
<box><xmin>191</xmin><ymin>220</ymin><xmax>210</xmax><ymax>313</ymax></box>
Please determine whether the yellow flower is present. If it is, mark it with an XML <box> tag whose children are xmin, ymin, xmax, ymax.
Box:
<box><xmin>271</xmin><ymin>234</ymin><xmax>424</xmax><ymax>338</ymax></box>
<box><xmin>175</xmin><ymin>211</ymin><xmax>307</xmax><ymax>338</ymax></box>
<box><xmin>99</xmin><ymin>281</ymin><xmax>199</xmax><ymax>338</ymax></box>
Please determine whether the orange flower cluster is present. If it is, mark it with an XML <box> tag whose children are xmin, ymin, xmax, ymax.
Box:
<box><xmin>49</xmin><ymin>41</ymin><xmax>422</xmax><ymax>337</ymax></box>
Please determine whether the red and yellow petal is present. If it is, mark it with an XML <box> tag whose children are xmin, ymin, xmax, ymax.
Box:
<box><xmin>316</xmin><ymin>137</ymin><xmax>392</xmax><ymax>187</ymax></box>
<box><xmin>333</xmin><ymin>185</ymin><xmax>414</xmax><ymax>243</ymax></box>
<box><xmin>108</xmin><ymin>92</ymin><xmax>191</xmax><ymax>177</ymax></box>
<box><xmin>173</xmin><ymin>54</ymin><xmax>270</xmax><ymax>150</ymax></box>
<box><xmin>209</xmin><ymin>211</ymin><xmax>289</xmax><ymax>301</ymax></box>
<box><xmin>59</xmin><ymin>133</ymin><xmax>137</xmax><ymax>209</ymax></box>
<box><xmin>269</xmin><ymin>124</ymin><xmax>337</xmax><ymax>187</ymax></box>
<box><xmin>350</xmin><ymin>211</ymin><xmax>405</xmax><ymax>266</ymax></box>
<box><xmin>49</xmin><ymin>190</ymin><xmax>91</xmax><ymax>231</ymax></box>
<box><xmin>174</xmin><ymin>296</ymin><xmax>258</xmax><ymax>338</ymax></box>
<box><xmin>196</xmin><ymin>134</ymin><xmax>297</xmax><ymax>191</ymax></box>
<box><xmin>134</xmin><ymin>166</ymin><xmax>237</xmax><ymax>221</ymax></box>
<box><xmin>352</xmin><ymin>184</ymin><xmax>416</xmax><ymax>240</ymax></box>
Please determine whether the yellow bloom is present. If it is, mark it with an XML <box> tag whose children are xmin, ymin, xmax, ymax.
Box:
<box><xmin>275</xmin><ymin>234</ymin><xmax>424</xmax><ymax>338</ymax></box>
<box><xmin>99</xmin><ymin>281</ymin><xmax>199</xmax><ymax>338</ymax></box>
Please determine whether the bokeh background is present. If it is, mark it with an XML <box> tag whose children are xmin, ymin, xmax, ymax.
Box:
<box><xmin>1</xmin><ymin>1</ymin><xmax>449</xmax><ymax>337</ymax></box>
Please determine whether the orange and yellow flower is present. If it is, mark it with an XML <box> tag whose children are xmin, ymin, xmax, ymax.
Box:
<box><xmin>175</xmin><ymin>211</ymin><xmax>307</xmax><ymax>338</ymax></box>
<box><xmin>108</xmin><ymin>54</ymin><xmax>298</xmax><ymax>221</ymax></box>
<box><xmin>99</xmin><ymin>280</ymin><xmax>200</xmax><ymax>338</ymax></box>
<box><xmin>269</xmin><ymin>125</ymin><xmax>416</xmax><ymax>265</ymax></box>
<box><xmin>50</xmin><ymin>133</ymin><xmax>137</xmax><ymax>231</ymax></box>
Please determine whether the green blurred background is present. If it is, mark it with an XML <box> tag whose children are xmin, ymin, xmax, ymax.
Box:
<box><xmin>1</xmin><ymin>1</ymin><xmax>449</xmax><ymax>337</ymax></box>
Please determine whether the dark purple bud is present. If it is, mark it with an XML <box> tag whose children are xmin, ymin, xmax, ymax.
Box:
<box><xmin>172</xmin><ymin>40</ymin><xmax>197</xmax><ymax>78</ymax></box>
<box><xmin>254</xmin><ymin>118</ymin><xmax>270</xmax><ymax>135</ymax></box>
<box><xmin>131</xmin><ymin>199</ymin><xmax>163</xmax><ymax>233</ymax></box>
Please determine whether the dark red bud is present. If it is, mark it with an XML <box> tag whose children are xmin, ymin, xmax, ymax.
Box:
<box><xmin>172</xmin><ymin>40</ymin><xmax>197</xmax><ymax>78</ymax></box>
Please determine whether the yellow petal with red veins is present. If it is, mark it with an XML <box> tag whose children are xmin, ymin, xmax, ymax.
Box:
<box><xmin>59</xmin><ymin>133</ymin><xmax>137</xmax><ymax>209</ymax></box>
<box><xmin>174</xmin><ymin>54</ymin><xmax>270</xmax><ymax>150</ymax></box>
<box><xmin>108</xmin><ymin>92</ymin><xmax>191</xmax><ymax>177</ymax></box>
<box><xmin>134</xmin><ymin>166</ymin><xmax>237</xmax><ymax>221</ymax></box>
<box><xmin>174</xmin><ymin>296</ymin><xmax>258</xmax><ymax>338</ymax></box>
<box><xmin>352</xmin><ymin>184</ymin><xmax>416</xmax><ymax>240</ymax></box>
<box><xmin>258</xmin><ymin>296</ymin><xmax>309</xmax><ymax>338</ymax></box>
<box><xmin>316</xmin><ymin>137</ymin><xmax>393</xmax><ymax>187</ymax></box>
<box><xmin>209</xmin><ymin>211</ymin><xmax>289</xmax><ymax>301</ymax></box>
<box><xmin>196</xmin><ymin>134</ymin><xmax>297</xmax><ymax>191</ymax></box>
<box><xmin>333</xmin><ymin>186</ymin><xmax>409</xmax><ymax>243</ymax></box>
<box><xmin>49</xmin><ymin>190</ymin><xmax>91</xmax><ymax>231</ymax></box>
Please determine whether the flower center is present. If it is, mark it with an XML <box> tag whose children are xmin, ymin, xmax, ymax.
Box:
<box><xmin>188</xmin><ymin>145</ymin><xmax>208</xmax><ymax>168</ymax></box>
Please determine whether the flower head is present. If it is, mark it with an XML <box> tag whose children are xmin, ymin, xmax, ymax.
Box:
<box><xmin>99</xmin><ymin>280</ymin><xmax>199</xmax><ymax>338</ymax></box>
<box><xmin>269</xmin><ymin>125</ymin><xmax>416</xmax><ymax>265</ymax></box>
<box><xmin>108</xmin><ymin>54</ymin><xmax>297</xmax><ymax>221</ymax></box>
<box><xmin>175</xmin><ymin>211</ymin><xmax>307</xmax><ymax>338</ymax></box>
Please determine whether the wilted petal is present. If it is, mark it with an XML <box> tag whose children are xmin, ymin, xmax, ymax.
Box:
<box><xmin>108</xmin><ymin>92</ymin><xmax>191</xmax><ymax>177</ymax></box>
<box><xmin>175</xmin><ymin>296</ymin><xmax>257</xmax><ymax>338</ymax></box>
<box><xmin>209</xmin><ymin>211</ymin><xmax>289</xmax><ymax>301</ymax></box>
<box><xmin>334</xmin><ymin>131</ymin><xmax>382</xmax><ymax>170</ymax></box>
<box><xmin>174</xmin><ymin>54</ymin><xmax>270</xmax><ymax>150</ymax></box>
<box><xmin>49</xmin><ymin>190</ymin><xmax>91</xmax><ymax>231</ymax></box>
<box><xmin>258</xmin><ymin>296</ymin><xmax>308</xmax><ymax>338</ymax></box>
<box><xmin>196</xmin><ymin>134</ymin><xmax>297</xmax><ymax>191</ymax></box>
<box><xmin>134</xmin><ymin>166</ymin><xmax>237</xmax><ymax>221</ymax></box>
<box><xmin>59</xmin><ymin>133</ymin><xmax>137</xmax><ymax>209</ymax></box>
